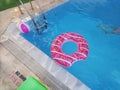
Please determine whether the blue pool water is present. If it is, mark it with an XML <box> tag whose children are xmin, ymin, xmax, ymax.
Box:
<box><xmin>62</xmin><ymin>41</ymin><xmax>78</xmax><ymax>54</ymax></box>
<box><xmin>21</xmin><ymin>0</ymin><xmax>120</xmax><ymax>90</ymax></box>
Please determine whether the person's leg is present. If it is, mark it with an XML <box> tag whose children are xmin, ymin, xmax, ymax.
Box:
<box><xmin>98</xmin><ymin>24</ymin><xmax>109</xmax><ymax>33</ymax></box>
<box><xmin>98</xmin><ymin>24</ymin><xmax>116</xmax><ymax>34</ymax></box>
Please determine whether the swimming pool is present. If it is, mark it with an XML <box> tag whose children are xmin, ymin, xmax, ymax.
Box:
<box><xmin>21</xmin><ymin>0</ymin><xmax>120</xmax><ymax>90</ymax></box>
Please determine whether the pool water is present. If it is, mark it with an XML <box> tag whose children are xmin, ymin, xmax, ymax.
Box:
<box><xmin>21</xmin><ymin>0</ymin><xmax>120</xmax><ymax>90</ymax></box>
<box><xmin>62</xmin><ymin>41</ymin><xmax>78</xmax><ymax>54</ymax></box>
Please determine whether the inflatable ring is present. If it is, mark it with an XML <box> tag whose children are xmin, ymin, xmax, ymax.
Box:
<box><xmin>51</xmin><ymin>32</ymin><xmax>89</xmax><ymax>67</ymax></box>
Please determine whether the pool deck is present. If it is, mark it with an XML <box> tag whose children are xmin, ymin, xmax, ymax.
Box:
<box><xmin>0</xmin><ymin>0</ymin><xmax>91</xmax><ymax>90</ymax></box>
<box><xmin>0</xmin><ymin>44</ymin><xmax>50</xmax><ymax>90</ymax></box>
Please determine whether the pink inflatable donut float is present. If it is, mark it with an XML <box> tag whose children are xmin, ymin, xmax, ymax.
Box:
<box><xmin>19</xmin><ymin>23</ymin><xmax>30</xmax><ymax>34</ymax></box>
<box><xmin>51</xmin><ymin>32</ymin><xmax>89</xmax><ymax>67</ymax></box>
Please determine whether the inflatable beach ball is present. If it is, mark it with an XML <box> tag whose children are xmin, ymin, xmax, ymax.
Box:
<box><xmin>19</xmin><ymin>23</ymin><xmax>30</xmax><ymax>34</ymax></box>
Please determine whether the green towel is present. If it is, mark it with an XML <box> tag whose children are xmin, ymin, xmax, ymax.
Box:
<box><xmin>17</xmin><ymin>76</ymin><xmax>48</xmax><ymax>90</ymax></box>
